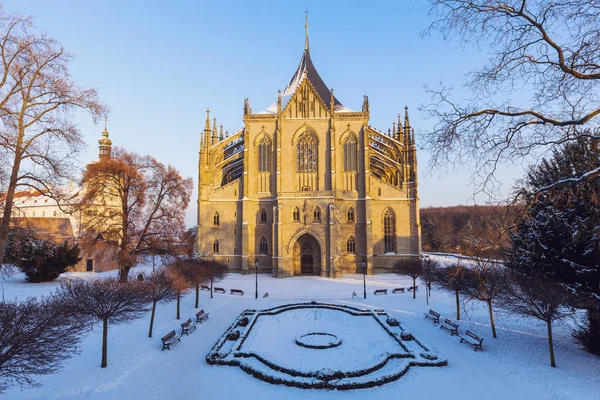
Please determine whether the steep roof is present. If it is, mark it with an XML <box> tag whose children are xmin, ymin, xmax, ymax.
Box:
<box><xmin>259</xmin><ymin>48</ymin><xmax>353</xmax><ymax>114</ymax></box>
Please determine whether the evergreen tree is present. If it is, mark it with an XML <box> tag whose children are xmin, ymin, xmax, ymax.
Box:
<box><xmin>508</xmin><ymin>137</ymin><xmax>600</xmax><ymax>354</ymax></box>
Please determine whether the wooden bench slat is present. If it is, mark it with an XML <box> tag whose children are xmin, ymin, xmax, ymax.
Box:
<box><xmin>440</xmin><ymin>318</ymin><xmax>459</xmax><ymax>335</ymax></box>
<box><xmin>424</xmin><ymin>309</ymin><xmax>441</xmax><ymax>323</ymax></box>
<box><xmin>373</xmin><ymin>289</ymin><xmax>388</xmax><ymax>295</ymax></box>
<box><xmin>230</xmin><ymin>289</ymin><xmax>244</xmax><ymax>295</ymax></box>
<box><xmin>459</xmin><ymin>330</ymin><xmax>483</xmax><ymax>351</ymax></box>
<box><xmin>392</xmin><ymin>287</ymin><xmax>405</xmax><ymax>294</ymax></box>
<box><xmin>161</xmin><ymin>330</ymin><xmax>181</xmax><ymax>350</ymax></box>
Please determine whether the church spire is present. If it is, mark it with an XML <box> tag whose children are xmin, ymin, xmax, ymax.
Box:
<box><xmin>203</xmin><ymin>109</ymin><xmax>211</xmax><ymax>152</ymax></box>
<box><xmin>304</xmin><ymin>9</ymin><xmax>310</xmax><ymax>52</ymax></box>
<box><xmin>98</xmin><ymin>116</ymin><xmax>112</xmax><ymax>159</ymax></box>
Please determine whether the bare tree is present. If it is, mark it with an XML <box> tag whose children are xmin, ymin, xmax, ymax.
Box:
<box><xmin>195</xmin><ymin>258</ymin><xmax>228</xmax><ymax>300</ymax></box>
<box><xmin>0</xmin><ymin>8</ymin><xmax>107</xmax><ymax>270</ymax></box>
<box><xmin>462</xmin><ymin>258</ymin><xmax>507</xmax><ymax>338</ymax></box>
<box><xmin>423</xmin><ymin>1</ymin><xmax>600</xmax><ymax>197</ymax></box>
<box><xmin>78</xmin><ymin>148</ymin><xmax>193</xmax><ymax>282</ymax></box>
<box><xmin>421</xmin><ymin>257</ymin><xmax>440</xmax><ymax>305</ymax></box>
<box><xmin>0</xmin><ymin>297</ymin><xmax>90</xmax><ymax>392</ymax></box>
<box><xmin>166</xmin><ymin>260</ymin><xmax>191</xmax><ymax>320</ymax></box>
<box><xmin>435</xmin><ymin>262</ymin><xmax>468</xmax><ymax>320</ymax></box>
<box><xmin>502</xmin><ymin>274</ymin><xmax>572</xmax><ymax>367</ymax></box>
<box><xmin>176</xmin><ymin>257</ymin><xmax>206</xmax><ymax>308</ymax></box>
<box><xmin>56</xmin><ymin>278</ymin><xmax>151</xmax><ymax>368</ymax></box>
<box><xmin>146</xmin><ymin>269</ymin><xmax>176</xmax><ymax>338</ymax></box>
<box><xmin>394</xmin><ymin>258</ymin><xmax>422</xmax><ymax>299</ymax></box>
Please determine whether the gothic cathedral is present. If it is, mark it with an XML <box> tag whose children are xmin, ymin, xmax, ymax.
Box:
<box><xmin>197</xmin><ymin>22</ymin><xmax>421</xmax><ymax>277</ymax></box>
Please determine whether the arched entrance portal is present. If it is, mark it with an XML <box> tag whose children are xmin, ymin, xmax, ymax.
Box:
<box><xmin>293</xmin><ymin>233</ymin><xmax>321</xmax><ymax>275</ymax></box>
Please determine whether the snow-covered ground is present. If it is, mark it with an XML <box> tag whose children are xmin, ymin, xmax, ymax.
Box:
<box><xmin>2</xmin><ymin>268</ymin><xmax>599</xmax><ymax>399</ymax></box>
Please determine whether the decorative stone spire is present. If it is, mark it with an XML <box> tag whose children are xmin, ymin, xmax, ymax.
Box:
<box><xmin>304</xmin><ymin>9</ymin><xmax>310</xmax><ymax>52</ymax></box>
<box><xmin>396</xmin><ymin>114</ymin><xmax>403</xmax><ymax>142</ymax></box>
<box><xmin>277</xmin><ymin>90</ymin><xmax>282</xmax><ymax>115</ymax></box>
<box><xmin>244</xmin><ymin>98</ymin><xmax>251</xmax><ymax>115</ymax></box>
<box><xmin>212</xmin><ymin>117</ymin><xmax>218</xmax><ymax>145</ymax></box>
<box><xmin>203</xmin><ymin>109</ymin><xmax>211</xmax><ymax>151</ymax></box>
<box><xmin>219</xmin><ymin>124</ymin><xmax>224</xmax><ymax>141</ymax></box>
<box><xmin>98</xmin><ymin>116</ymin><xmax>112</xmax><ymax>159</ymax></box>
<box><xmin>362</xmin><ymin>95</ymin><xmax>370</xmax><ymax>113</ymax></box>
<box><xmin>392</xmin><ymin>121</ymin><xmax>397</xmax><ymax>138</ymax></box>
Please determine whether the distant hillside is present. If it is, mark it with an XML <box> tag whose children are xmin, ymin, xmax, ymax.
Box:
<box><xmin>420</xmin><ymin>205</ymin><xmax>518</xmax><ymax>258</ymax></box>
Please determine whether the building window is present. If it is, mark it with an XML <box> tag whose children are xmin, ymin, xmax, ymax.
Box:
<box><xmin>259</xmin><ymin>236</ymin><xmax>268</xmax><ymax>254</ymax></box>
<box><xmin>343</xmin><ymin>136</ymin><xmax>357</xmax><ymax>171</ymax></box>
<box><xmin>258</xmin><ymin>137</ymin><xmax>271</xmax><ymax>172</ymax></box>
<box><xmin>313</xmin><ymin>206</ymin><xmax>321</xmax><ymax>222</ymax></box>
<box><xmin>213</xmin><ymin>212</ymin><xmax>219</xmax><ymax>226</ymax></box>
<box><xmin>293</xmin><ymin>206</ymin><xmax>300</xmax><ymax>222</ymax></box>
<box><xmin>347</xmin><ymin>236</ymin><xmax>356</xmax><ymax>253</ymax></box>
<box><xmin>213</xmin><ymin>239</ymin><xmax>219</xmax><ymax>254</ymax></box>
<box><xmin>53</xmin><ymin>210</ymin><xmax>58</xmax><ymax>217</ymax></box>
<box><xmin>260</xmin><ymin>208</ymin><xmax>267</xmax><ymax>223</ymax></box>
<box><xmin>41</xmin><ymin>211</ymin><xmax>45</xmax><ymax>217</ymax></box>
<box><xmin>347</xmin><ymin>207</ymin><xmax>355</xmax><ymax>222</ymax></box>
<box><xmin>383</xmin><ymin>208</ymin><xmax>396</xmax><ymax>254</ymax></box>
<box><xmin>296</xmin><ymin>132</ymin><xmax>317</xmax><ymax>172</ymax></box>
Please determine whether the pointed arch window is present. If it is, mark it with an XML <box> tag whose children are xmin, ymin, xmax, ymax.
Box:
<box><xmin>313</xmin><ymin>206</ymin><xmax>321</xmax><ymax>222</ymax></box>
<box><xmin>213</xmin><ymin>239</ymin><xmax>219</xmax><ymax>254</ymax></box>
<box><xmin>347</xmin><ymin>236</ymin><xmax>356</xmax><ymax>253</ymax></box>
<box><xmin>260</xmin><ymin>207</ymin><xmax>267</xmax><ymax>223</ymax></box>
<box><xmin>383</xmin><ymin>208</ymin><xmax>396</xmax><ymax>254</ymax></box>
<box><xmin>343</xmin><ymin>136</ymin><xmax>357</xmax><ymax>171</ymax></box>
<box><xmin>293</xmin><ymin>206</ymin><xmax>300</xmax><ymax>222</ymax></box>
<box><xmin>258</xmin><ymin>137</ymin><xmax>271</xmax><ymax>172</ymax></box>
<box><xmin>213</xmin><ymin>212</ymin><xmax>219</xmax><ymax>226</ymax></box>
<box><xmin>347</xmin><ymin>207</ymin><xmax>355</xmax><ymax>222</ymax></box>
<box><xmin>259</xmin><ymin>236</ymin><xmax>268</xmax><ymax>254</ymax></box>
<box><xmin>296</xmin><ymin>132</ymin><xmax>318</xmax><ymax>172</ymax></box>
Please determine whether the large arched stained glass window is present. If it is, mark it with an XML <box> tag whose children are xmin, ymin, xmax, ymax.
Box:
<box><xmin>343</xmin><ymin>136</ymin><xmax>357</xmax><ymax>171</ymax></box>
<box><xmin>258</xmin><ymin>137</ymin><xmax>271</xmax><ymax>172</ymax></box>
<box><xmin>383</xmin><ymin>208</ymin><xmax>395</xmax><ymax>254</ymax></box>
<box><xmin>296</xmin><ymin>132</ymin><xmax>318</xmax><ymax>172</ymax></box>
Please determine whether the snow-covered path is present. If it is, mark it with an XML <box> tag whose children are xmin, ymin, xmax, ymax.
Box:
<box><xmin>3</xmin><ymin>270</ymin><xmax>599</xmax><ymax>399</ymax></box>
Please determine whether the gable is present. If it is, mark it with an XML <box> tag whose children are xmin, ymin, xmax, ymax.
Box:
<box><xmin>283</xmin><ymin>79</ymin><xmax>330</xmax><ymax>119</ymax></box>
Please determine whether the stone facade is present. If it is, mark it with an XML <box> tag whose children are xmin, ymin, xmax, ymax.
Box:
<box><xmin>197</xmin><ymin>32</ymin><xmax>421</xmax><ymax>277</ymax></box>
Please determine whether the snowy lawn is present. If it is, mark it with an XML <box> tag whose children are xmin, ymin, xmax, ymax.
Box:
<box><xmin>2</xmin><ymin>269</ymin><xmax>599</xmax><ymax>399</ymax></box>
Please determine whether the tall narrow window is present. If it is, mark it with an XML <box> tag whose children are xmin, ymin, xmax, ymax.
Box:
<box><xmin>293</xmin><ymin>206</ymin><xmax>300</xmax><ymax>222</ymax></box>
<box><xmin>213</xmin><ymin>239</ymin><xmax>219</xmax><ymax>254</ymax></box>
<box><xmin>343</xmin><ymin>136</ymin><xmax>357</xmax><ymax>171</ymax></box>
<box><xmin>258</xmin><ymin>137</ymin><xmax>271</xmax><ymax>172</ymax></box>
<box><xmin>296</xmin><ymin>132</ymin><xmax>318</xmax><ymax>172</ymax></box>
<box><xmin>347</xmin><ymin>207</ymin><xmax>355</xmax><ymax>222</ymax></box>
<box><xmin>259</xmin><ymin>236</ymin><xmax>268</xmax><ymax>254</ymax></box>
<box><xmin>260</xmin><ymin>208</ymin><xmax>267</xmax><ymax>223</ymax></box>
<box><xmin>383</xmin><ymin>208</ymin><xmax>396</xmax><ymax>254</ymax></box>
<box><xmin>313</xmin><ymin>206</ymin><xmax>321</xmax><ymax>222</ymax></box>
<box><xmin>213</xmin><ymin>212</ymin><xmax>219</xmax><ymax>226</ymax></box>
<box><xmin>347</xmin><ymin>236</ymin><xmax>356</xmax><ymax>253</ymax></box>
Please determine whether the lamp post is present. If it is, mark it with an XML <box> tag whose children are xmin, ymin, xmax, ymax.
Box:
<box><xmin>254</xmin><ymin>257</ymin><xmax>259</xmax><ymax>299</ymax></box>
<box><xmin>362</xmin><ymin>257</ymin><xmax>367</xmax><ymax>299</ymax></box>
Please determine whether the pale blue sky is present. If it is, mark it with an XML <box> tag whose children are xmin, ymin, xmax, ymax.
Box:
<box><xmin>3</xmin><ymin>1</ymin><xmax>523</xmax><ymax>226</ymax></box>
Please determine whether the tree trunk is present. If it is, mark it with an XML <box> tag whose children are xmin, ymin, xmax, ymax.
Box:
<box><xmin>487</xmin><ymin>300</ymin><xmax>497</xmax><ymax>338</ymax></box>
<box><xmin>195</xmin><ymin>283</ymin><xmax>199</xmax><ymax>308</ymax></box>
<box><xmin>176</xmin><ymin>292</ymin><xmax>181</xmax><ymax>320</ymax></box>
<box><xmin>119</xmin><ymin>266</ymin><xmax>131</xmax><ymax>283</ymax></box>
<box><xmin>101</xmin><ymin>317</ymin><xmax>108</xmax><ymax>368</ymax></box>
<box><xmin>547</xmin><ymin>319</ymin><xmax>556</xmax><ymax>368</ymax></box>
<box><xmin>148</xmin><ymin>300</ymin><xmax>157</xmax><ymax>338</ymax></box>
<box><xmin>0</xmin><ymin>154</ymin><xmax>23</xmax><ymax>268</ymax></box>
<box><xmin>587</xmin><ymin>308</ymin><xmax>600</xmax><ymax>355</ymax></box>
<box><xmin>412</xmin><ymin>277</ymin><xmax>416</xmax><ymax>299</ymax></box>
<box><xmin>455</xmin><ymin>290</ymin><xmax>460</xmax><ymax>320</ymax></box>
<box><xmin>210</xmin><ymin>277</ymin><xmax>213</xmax><ymax>299</ymax></box>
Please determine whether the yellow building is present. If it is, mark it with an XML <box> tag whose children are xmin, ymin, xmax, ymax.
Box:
<box><xmin>197</xmin><ymin>22</ymin><xmax>421</xmax><ymax>277</ymax></box>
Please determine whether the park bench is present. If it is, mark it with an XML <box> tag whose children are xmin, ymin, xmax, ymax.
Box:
<box><xmin>181</xmin><ymin>318</ymin><xmax>197</xmax><ymax>335</ymax></box>
<box><xmin>440</xmin><ymin>318</ymin><xmax>459</xmax><ymax>335</ymax></box>
<box><xmin>424</xmin><ymin>309</ymin><xmax>441</xmax><ymax>324</ymax></box>
<box><xmin>161</xmin><ymin>330</ymin><xmax>181</xmax><ymax>350</ymax></box>
<box><xmin>373</xmin><ymin>289</ymin><xmax>388</xmax><ymax>295</ymax></box>
<box><xmin>392</xmin><ymin>287</ymin><xmax>405</xmax><ymax>294</ymax></box>
<box><xmin>196</xmin><ymin>309</ymin><xmax>209</xmax><ymax>324</ymax></box>
<box><xmin>200</xmin><ymin>285</ymin><xmax>210</xmax><ymax>291</ymax></box>
<box><xmin>230</xmin><ymin>289</ymin><xmax>244</xmax><ymax>296</ymax></box>
<box><xmin>459</xmin><ymin>330</ymin><xmax>484</xmax><ymax>351</ymax></box>
<box><xmin>408</xmin><ymin>285</ymin><xmax>419</xmax><ymax>292</ymax></box>
<box><xmin>214</xmin><ymin>287</ymin><xmax>226</xmax><ymax>294</ymax></box>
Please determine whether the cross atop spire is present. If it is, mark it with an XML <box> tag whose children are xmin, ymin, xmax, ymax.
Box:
<box><xmin>304</xmin><ymin>9</ymin><xmax>310</xmax><ymax>52</ymax></box>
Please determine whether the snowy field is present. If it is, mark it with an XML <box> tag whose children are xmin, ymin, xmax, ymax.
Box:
<box><xmin>2</xmin><ymin>266</ymin><xmax>600</xmax><ymax>400</ymax></box>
